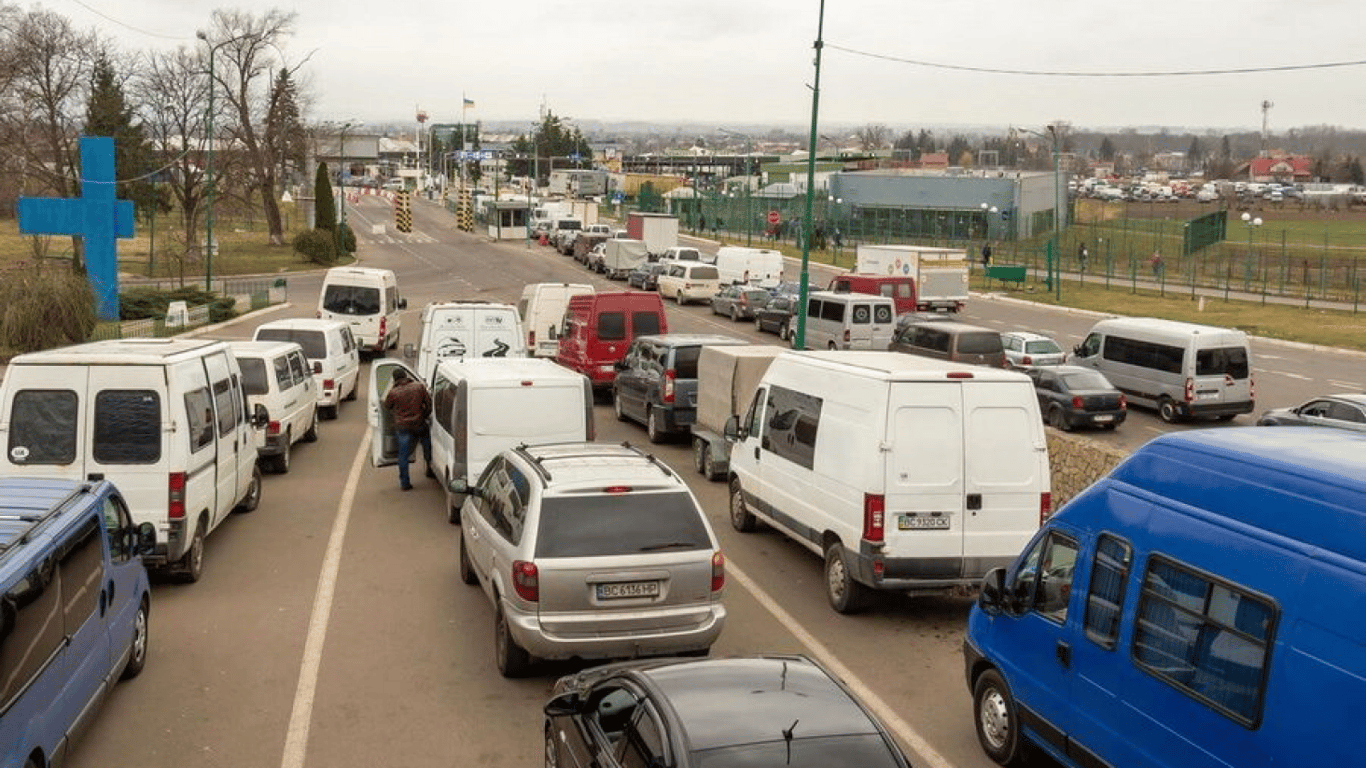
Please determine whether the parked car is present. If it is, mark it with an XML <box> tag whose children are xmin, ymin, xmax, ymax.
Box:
<box><xmin>769</xmin><ymin>280</ymin><xmax>821</xmax><ymax>298</ymax></box>
<box><xmin>452</xmin><ymin>442</ymin><xmax>727</xmax><ymax>676</ymax></box>
<box><xmin>1000</xmin><ymin>330</ymin><xmax>1066</xmax><ymax>368</ymax></box>
<box><xmin>544</xmin><ymin>655</ymin><xmax>914</xmax><ymax>768</ymax></box>
<box><xmin>612</xmin><ymin>334</ymin><xmax>746</xmax><ymax>442</ymax></box>
<box><xmin>1026</xmin><ymin>364</ymin><xmax>1127</xmax><ymax>431</ymax></box>
<box><xmin>753</xmin><ymin>294</ymin><xmax>798</xmax><ymax>338</ymax></box>
<box><xmin>229</xmin><ymin>340</ymin><xmax>320</xmax><ymax>474</ymax></box>
<box><xmin>627</xmin><ymin>262</ymin><xmax>668</xmax><ymax>291</ymax></box>
<box><xmin>894</xmin><ymin>311</ymin><xmax>953</xmax><ymax>334</ymax></box>
<box><xmin>1256</xmin><ymin>393</ymin><xmax>1366</xmax><ymax>433</ymax></box>
<box><xmin>710</xmin><ymin>284</ymin><xmax>770</xmax><ymax>321</ymax></box>
<box><xmin>656</xmin><ymin>262</ymin><xmax>722</xmax><ymax>305</ymax></box>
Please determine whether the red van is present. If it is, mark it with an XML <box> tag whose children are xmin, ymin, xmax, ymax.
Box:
<box><xmin>829</xmin><ymin>274</ymin><xmax>918</xmax><ymax>315</ymax></box>
<box><xmin>556</xmin><ymin>292</ymin><xmax>668</xmax><ymax>389</ymax></box>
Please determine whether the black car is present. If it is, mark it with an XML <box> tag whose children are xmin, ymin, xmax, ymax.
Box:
<box><xmin>627</xmin><ymin>262</ymin><xmax>667</xmax><ymax>291</ymax></box>
<box><xmin>1027</xmin><ymin>365</ymin><xmax>1127</xmax><ymax>431</ymax></box>
<box><xmin>544</xmin><ymin>655</ymin><xmax>913</xmax><ymax>768</ymax></box>
<box><xmin>753</xmin><ymin>294</ymin><xmax>798</xmax><ymax>339</ymax></box>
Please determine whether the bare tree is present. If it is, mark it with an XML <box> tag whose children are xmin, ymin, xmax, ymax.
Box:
<box><xmin>857</xmin><ymin>124</ymin><xmax>888</xmax><ymax>151</ymax></box>
<box><xmin>202</xmin><ymin>8</ymin><xmax>303</xmax><ymax>247</ymax></box>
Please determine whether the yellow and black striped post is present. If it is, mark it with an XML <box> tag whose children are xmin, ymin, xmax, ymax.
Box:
<box><xmin>394</xmin><ymin>190</ymin><xmax>412</xmax><ymax>233</ymax></box>
<box><xmin>456</xmin><ymin>188</ymin><xmax>474</xmax><ymax>232</ymax></box>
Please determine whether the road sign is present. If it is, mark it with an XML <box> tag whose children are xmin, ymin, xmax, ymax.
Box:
<box><xmin>767</xmin><ymin>210</ymin><xmax>781</xmax><ymax>225</ymax></box>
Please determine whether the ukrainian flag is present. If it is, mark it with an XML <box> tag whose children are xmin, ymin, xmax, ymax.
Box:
<box><xmin>463</xmin><ymin>98</ymin><xmax>475</xmax><ymax>108</ymax></box>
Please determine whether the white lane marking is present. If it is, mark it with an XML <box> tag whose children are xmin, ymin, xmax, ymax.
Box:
<box><xmin>727</xmin><ymin>563</ymin><xmax>954</xmax><ymax>768</ymax></box>
<box><xmin>1263</xmin><ymin>370</ymin><xmax>1311</xmax><ymax>381</ymax></box>
<box><xmin>1330</xmin><ymin>380</ymin><xmax>1360</xmax><ymax>389</ymax></box>
<box><xmin>280</xmin><ymin>430</ymin><xmax>370</xmax><ymax>768</ymax></box>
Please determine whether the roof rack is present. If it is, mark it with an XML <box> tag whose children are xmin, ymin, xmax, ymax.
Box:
<box><xmin>0</xmin><ymin>484</ymin><xmax>90</xmax><ymax>563</ymax></box>
<box><xmin>620</xmin><ymin>441</ymin><xmax>676</xmax><ymax>479</ymax></box>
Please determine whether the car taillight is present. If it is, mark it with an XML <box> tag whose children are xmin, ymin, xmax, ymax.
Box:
<box><xmin>862</xmin><ymin>493</ymin><xmax>885</xmax><ymax>543</ymax></box>
<box><xmin>711</xmin><ymin>551</ymin><xmax>726</xmax><ymax>592</ymax></box>
<box><xmin>1023</xmin><ymin>355</ymin><xmax>1033</xmax><ymax>365</ymax></box>
<box><xmin>1184</xmin><ymin>377</ymin><xmax>1195</xmax><ymax>403</ymax></box>
<box><xmin>1119</xmin><ymin>394</ymin><xmax>1127</xmax><ymax>410</ymax></box>
<box><xmin>313</xmin><ymin>361</ymin><xmax>323</xmax><ymax>374</ymax></box>
<box><xmin>1071</xmin><ymin>395</ymin><xmax>1084</xmax><ymax>410</ymax></box>
<box><xmin>168</xmin><ymin>472</ymin><xmax>186</xmax><ymax>520</ymax></box>
<box><xmin>1040</xmin><ymin>492</ymin><xmax>1053</xmax><ymax>524</ymax></box>
<box><xmin>379</xmin><ymin>316</ymin><xmax>387</xmax><ymax>342</ymax></box>
<box><xmin>1250</xmin><ymin>373</ymin><xmax>1256</xmax><ymax>399</ymax></box>
<box><xmin>843</xmin><ymin>328</ymin><xmax>850</xmax><ymax>343</ymax></box>
<box><xmin>323</xmin><ymin>378</ymin><xmax>336</xmax><ymax>391</ymax></box>
<box><xmin>663</xmin><ymin>369</ymin><xmax>676</xmax><ymax>403</ymax></box>
<box><xmin>528</xmin><ymin>329</ymin><xmax>536</xmax><ymax>347</ymax></box>
<box><xmin>512</xmin><ymin>561</ymin><xmax>539</xmax><ymax>602</ymax></box>
<box><xmin>268</xmin><ymin>420</ymin><xmax>282</xmax><ymax>436</ymax></box>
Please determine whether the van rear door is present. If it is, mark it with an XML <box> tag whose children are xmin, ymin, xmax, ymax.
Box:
<box><xmin>961</xmin><ymin>381</ymin><xmax>1047</xmax><ymax>571</ymax></box>
<box><xmin>1190</xmin><ymin>341</ymin><xmax>1253</xmax><ymax>411</ymax></box>
<box><xmin>885</xmin><ymin>384</ymin><xmax>967</xmax><ymax>570</ymax></box>
<box><xmin>367</xmin><ymin>359</ymin><xmax>419</xmax><ymax>467</ymax></box>
<box><xmin>89</xmin><ymin>365</ymin><xmax>177</xmax><ymax>534</ymax></box>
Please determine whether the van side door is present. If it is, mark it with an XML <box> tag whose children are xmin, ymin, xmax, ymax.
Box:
<box><xmin>728</xmin><ymin>386</ymin><xmax>767</xmax><ymax>507</ymax></box>
<box><xmin>102</xmin><ymin>492</ymin><xmax>145</xmax><ymax>673</ymax></box>
<box><xmin>56</xmin><ymin>511</ymin><xmax>111</xmax><ymax>734</ymax></box>
<box><xmin>203</xmin><ymin>351</ymin><xmax>245</xmax><ymax>525</ymax></box>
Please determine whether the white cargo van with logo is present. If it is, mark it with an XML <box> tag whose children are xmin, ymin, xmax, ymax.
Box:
<box><xmin>725</xmin><ymin>351</ymin><xmax>1050</xmax><ymax>613</ymax></box>
<box><xmin>0</xmin><ymin>339</ymin><xmax>266</xmax><ymax>582</ymax></box>
<box><xmin>406</xmin><ymin>301</ymin><xmax>527</xmax><ymax>384</ymax></box>
<box><xmin>317</xmin><ymin>266</ymin><xmax>407</xmax><ymax>356</ymax></box>
<box><xmin>1069</xmin><ymin>317</ymin><xmax>1255</xmax><ymax>423</ymax></box>
<box><xmin>253</xmin><ymin>318</ymin><xmax>361</xmax><ymax>420</ymax></box>
<box><xmin>517</xmin><ymin>283</ymin><xmax>594</xmax><ymax>358</ymax></box>
<box><xmin>368</xmin><ymin>357</ymin><xmax>594</xmax><ymax>522</ymax></box>
<box><xmin>799</xmin><ymin>291</ymin><xmax>896</xmax><ymax>350</ymax></box>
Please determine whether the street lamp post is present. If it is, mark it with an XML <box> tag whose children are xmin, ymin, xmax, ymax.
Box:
<box><xmin>1239</xmin><ymin>211</ymin><xmax>1263</xmax><ymax>302</ymax></box>
<box><xmin>196</xmin><ymin>30</ymin><xmax>219</xmax><ymax>292</ymax></box>
<box><xmin>795</xmin><ymin>0</ymin><xmax>827</xmax><ymax>351</ymax></box>
<box><xmin>333</xmin><ymin>120</ymin><xmax>358</xmax><ymax>255</ymax></box>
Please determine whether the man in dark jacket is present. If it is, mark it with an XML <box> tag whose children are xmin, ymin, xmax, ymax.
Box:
<box><xmin>383</xmin><ymin>368</ymin><xmax>432</xmax><ymax>490</ymax></box>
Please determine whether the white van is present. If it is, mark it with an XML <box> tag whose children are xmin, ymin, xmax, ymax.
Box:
<box><xmin>517</xmin><ymin>283</ymin><xmax>595</xmax><ymax>358</ymax></box>
<box><xmin>798</xmin><ymin>291</ymin><xmax>896</xmax><ymax>350</ymax></box>
<box><xmin>0</xmin><ymin>339</ymin><xmax>267</xmax><ymax>582</ymax></box>
<box><xmin>229</xmin><ymin>340</ymin><xmax>319</xmax><ymax>474</ymax></box>
<box><xmin>317</xmin><ymin>266</ymin><xmax>407</xmax><ymax>356</ymax></box>
<box><xmin>714</xmin><ymin>246</ymin><xmax>785</xmax><ymax>288</ymax></box>
<box><xmin>367</xmin><ymin>357</ymin><xmax>593</xmax><ymax>522</ymax></box>
<box><xmin>406</xmin><ymin>301</ymin><xmax>527</xmax><ymax>384</ymax></box>
<box><xmin>1069</xmin><ymin>317</ymin><xmax>1255</xmax><ymax>422</ymax></box>
<box><xmin>725</xmin><ymin>351</ymin><xmax>1050</xmax><ymax>613</ymax></box>
<box><xmin>253</xmin><ymin>318</ymin><xmax>361</xmax><ymax>420</ymax></box>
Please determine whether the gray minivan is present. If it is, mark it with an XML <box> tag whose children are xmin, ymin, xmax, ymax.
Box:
<box><xmin>889</xmin><ymin>320</ymin><xmax>1007</xmax><ymax>368</ymax></box>
<box><xmin>613</xmin><ymin>334</ymin><xmax>746</xmax><ymax>442</ymax></box>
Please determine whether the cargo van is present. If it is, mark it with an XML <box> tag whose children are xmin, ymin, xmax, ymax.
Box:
<box><xmin>889</xmin><ymin>319</ymin><xmax>1008</xmax><ymax>368</ymax></box>
<box><xmin>0</xmin><ymin>478</ymin><xmax>158</xmax><ymax>768</ymax></box>
<box><xmin>798</xmin><ymin>291</ymin><xmax>896</xmax><ymax>350</ymax></box>
<box><xmin>317</xmin><ymin>266</ymin><xmax>406</xmax><ymax>356</ymax></box>
<box><xmin>517</xmin><ymin>283</ymin><xmax>595</xmax><ymax>358</ymax></box>
<box><xmin>964</xmin><ymin>427</ymin><xmax>1366</xmax><ymax>768</ymax></box>
<box><xmin>368</xmin><ymin>357</ymin><xmax>594</xmax><ymax>522</ymax></box>
<box><xmin>253</xmin><ymin>318</ymin><xmax>361</xmax><ymax>420</ymax></box>
<box><xmin>0</xmin><ymin>339</ymin><xmax>266</xmax><ymax>582</ymax></box>
<box><xmin>1069</xmin><ymin>317</ymin><xmax>1254</xmax><ymax>422</ymax></box>
<box><xmin>829</xmin><ymin>273</ymin><xmax>918</xmax><ymax>315</ymax></box>
<box><xmin>406</xmin><ymin>301</ymin><xmax>526</xmax><ymax>384</ymax></box>
<box><xmin>556</xmin><ymin>292</ymin><xmax>668</xmax><ymax>390</ymax></box>
<box><xmin>713</xmin><ymin>246</ymin><xmax>785</xmax><ymax>288</ymax></box>
<box><xmin>725</xmin><ymin>351</ymin><xmax>1050</xmax><ymax>613</ymax></box>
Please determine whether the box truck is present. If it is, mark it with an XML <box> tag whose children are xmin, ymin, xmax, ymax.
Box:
<box><xmin>855</xmin><ymin>244</ymin><xmax>970</xmax><ymax>312</ymax></box>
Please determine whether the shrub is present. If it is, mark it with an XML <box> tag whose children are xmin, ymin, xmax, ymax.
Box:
<box><xmin>293</xmin><ymin>228</ymin><xmax>337</xmax><ymax>265</ymax></box>
<box><xmin>339</xmin><ymin>222</ymin><xmax>357</xmax><ymax>254</ymax></box>
<box><xmin>0</xmin><ymin>268</ymin><xmax>97</xmax><ymax>353</ymax></box>
<box><xmin>315</xmin><ymin>162</ymin><xmax>336</xmax><ymax>232</ymax></box>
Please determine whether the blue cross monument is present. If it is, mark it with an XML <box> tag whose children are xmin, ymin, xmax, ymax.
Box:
<box><xmin>17</xmin><ymin>136</ymin><xmax>135</xmax><ymax>320</ymax></box>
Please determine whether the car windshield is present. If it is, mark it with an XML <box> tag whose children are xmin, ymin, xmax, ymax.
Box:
<box><xmin>322</xmin><ymin>285</ymin><xmax>380</xmax><ymax>315</ymax></box>
<box><xmin>535</xmin><ymin>491</ymin><xmax>711</xmax><ymax>558</ymax></box>
<box><xmin>1061</xmin><ymin>371</ymin><xmax>1113</xmax><ymax>391</ymax></box>
<box><xmin>695</xmin><ymin>735</ymin><xmax>904</xmax><ymax>768</ymax></box>
<box><xmin>958</xmin><ymin>333</ymin><xmax>1004</xmax><ymax>354</ymax></box>
<box><xmin>1025</xmin><ymin>339</ymin><xmax>1062</xmax><ymax>355</ymax></box>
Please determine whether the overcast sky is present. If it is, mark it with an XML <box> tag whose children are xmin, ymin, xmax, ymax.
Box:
<box><xmin>56</xmin><ymin>0</ymin><xmax>1366</xmax><ymax>135</ymax></box>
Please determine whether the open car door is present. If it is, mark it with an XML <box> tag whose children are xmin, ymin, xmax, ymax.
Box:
<box><xmin>368</xmin><ymin>358</ymin><xmax>418</xmax><ymax>467</ymax></box>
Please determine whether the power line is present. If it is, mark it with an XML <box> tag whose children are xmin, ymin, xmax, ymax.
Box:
<box><xmin>66</xmin><ymin>0</ymin><xmax>185</xmax><ymax>41</ymax></box>
<box><xmin>826</xmin><ymin>43</ymin><xmax>1366</xmax><ymax>78</ymax></box>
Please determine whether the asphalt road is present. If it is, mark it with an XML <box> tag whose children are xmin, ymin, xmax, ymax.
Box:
<box><xmin>62</xmin><ymin>194</ymin><xmax>1362</xmax><ymax>768</ymax></box>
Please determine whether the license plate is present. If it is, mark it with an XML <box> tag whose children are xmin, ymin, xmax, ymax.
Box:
<box><xmin>1197</xmin><ymin>391</ymin><xmax>1220</xmax><ymax>401</ymax></box>
<box><xmin>1093</xmin><ymin>414</ymin><xmax>1114</xmax><ymax>422</ymax></box>
<box><xmin>898</xmin><ymin>514</ymin><xmax>950</xmax><ymax>531</ymax></box>
<box><xmin>596</xmin><ymin>581</ymin><xmax>660</xmax><ymax>600</ymax></box>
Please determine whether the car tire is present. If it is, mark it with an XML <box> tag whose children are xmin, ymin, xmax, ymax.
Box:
<box><xmin>692</xmin><ymin>437</ymin><xmax>707</xmax><ymax>475</ymax></box>
<box><xmin>973</xmin><ymin>669</ymin><xmax>1023</xmax><ymax>766</ymax></box>
<box><xmin>824</xmin><ymin>542</ymin><xmax>871</xmax><ymax>614</ymax></box>
<box><xmin>730</xmin><ymin>306</ymin><xmax>740</xmax><ymax>322</ymax></box>
<box><xmin>828</xmin><ymin>341</ymin><xmax>838</xmax><ymax>351</ymax></box>
<box><xmin>321</xmin><ymin>404</ymin><xmax>338</xmax><ymax>421</ymax></box>
<box><xmin>614</xmin><ymin>391</ymin><xmax>629</xmax><ymax>422</ymax></box>
<box><xmin>729</xmin><ymin>477</ymin><xmax>757</xmax><ymax>532</ymax></box>
<box><xmin>494</xmin><ymin>603</ymin><xmax>533</xmax><ymax>678</ymax></box>
<box><xmin>646</xmin><ymin>407</ymin><xmax>667</xmax><ymax>444</ymax></box>
<box><xmin>1158</xmin><ymin>397</ymin><xmax>1181</xmax><ymax>423</ymax></box>
<box><xmin>235</xmin><ymin>465</ymin><xmax>262</xmax><ymax>513</ymax></box>
<box><xmin>120</xmin><ymin>595</ymin><xmax>150</xmax><ymax>680</ymax></box>
<box><xmin>458</xmin><ymin>530</ymin><xmax>477</xmax><ymax>585</ymax></box>
<box><xmin>344</xmin><ymin>380</ymin><xmax>358</xmax><ymax>401</ymax></box>
<box><xmin>754</xmin><ymin>316</ymin><xmax>764</xmax><ymax>332</ymax></box>
<box><xmin>544</xmin><ymin>723</ymin><xmax>559</xmax><ymax>768</ymax></box>
<box><xmin>302</xmin><ymin>411</ymin><xmax>319</xmax><ymax>443</ymax></box>
<box><xmin>176</xmin><ymin>518</ymin><xmax>207</xmax><ymax>584</ymax></box>
<box><xmin>677</xmin><ymin>291</ymin><xmax>686</xmax><ymax>305</ymax></box>
<box><xmin>779</xmin><ymin>323</ymin><xmax>790</xmax><ymax>341</ymax></box>
<box><xmin>269</xmin><ymin>431</ymin><xmax>292</xmax><ymax>474</ymax></box>
<box><xmin>1047</xmin><ymin>406</ymin><xmax>1070</xmax><ymax>432</ymax></box>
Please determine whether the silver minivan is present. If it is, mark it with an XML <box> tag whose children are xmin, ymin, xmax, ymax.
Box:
<box><xmin>799</xmin><ymin>291</ymin><xmax>896</xmax><ymax>350</ymax></box>
<box><xmin>453</xmin><ymin>442</ymin><xmax>727</xmax><ymax>677</ymax></box>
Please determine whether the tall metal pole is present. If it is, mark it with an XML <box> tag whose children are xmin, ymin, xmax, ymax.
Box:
<box><xmin>745</xmin><ymin>143</ymin><xmax>753</xmax><ymax>246</ymax></box>
<box><xmin>197</xmin><ymin>31</ymin><xmax>216</xmax><ymax>292</ymax></box>
<box><xmin>794</xmin><ymin>0</ymin><xmax>826</xmax><ymax>351</ymax></box>
<box><xmin>1049</xmin><ymin>124</ymin><xmax>1062</xmax><ymax>301</ymax></box>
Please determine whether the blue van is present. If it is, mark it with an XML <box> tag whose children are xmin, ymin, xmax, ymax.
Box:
<box><xmin>1</xmin><ymin>478</ymin><xmax>156</xmax><ymax>768</ymax></box>
<box><xmin>963</xmin><ymin>427</ymin><xmax>1366</xmax><ymax>768</ymax></box>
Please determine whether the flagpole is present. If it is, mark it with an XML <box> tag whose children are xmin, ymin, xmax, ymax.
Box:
<box><xmin>461</xmin><ymin>94</ymin><xmax>469</xmax><ymax>191</ymax></box>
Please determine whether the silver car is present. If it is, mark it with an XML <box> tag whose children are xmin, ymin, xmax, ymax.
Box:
<box><xmin>1257</xmin><ymin>394</ymin><xmax>1366</xmax><ymax>433</ymax></box>
<box><xmin>1000</xmin><ymin>331</ymin><xmax>1066</xmax><ymax>368</ymax></box>
<box><xmin>453</xmin><ymin>442</ymin><xmax>727</xmax><ymax>677</ymax></box>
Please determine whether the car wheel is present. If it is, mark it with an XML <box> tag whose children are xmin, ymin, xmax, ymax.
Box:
<box><xmin>235</xmin><ymin>465</ymin><xmax>262</xmax><ymax>513</ymax></box>
<box><xmin>321</xmin><ymin>404</ymin><xmax>338</xmax><ymax>421</ymax></box>
<box><xmin>646</xmin><ymin>407</ymin><xmax>667</xmax><ymax>443</ymax></box>
<box><xmin>730</xmin><ymin>306</ymin><xmax>740</xmax><ymax>322</ymax></box>
<box><xmin>677</xmin><ymin>291</ymin><xmax>686</xmax><ymax>305</ymax></box>
<box><xmin>1047</xmin><ymin>406</ymin><xmax>1070</xmax><ymax>432</ymax></box>
<box><xmin>614</xmin><ymin>391</ymin><xmax>629</xmax><ymax>422</ymax></box>
<box><xmin>973</xmin><ymin>669</ymin><xmax>1023</xmax><ymax>766</ymax></box>
<box><xmin>269</xmin><ymin>431</ymin><xmax>292</xmax><ymax>474</ymax></box>
<box><xmin>780</xmin><ymin>323</ymin><xmax>790</xmax><ymax>341</ymax></box>
<box><xmin>693</xmin><ymin>437</ymin><xmax>707</xmax><ymax>474</ymax></box>
<box><xmin>494</xmin><ymin>603</ymin><xmax>532</xmax><ymax>678</ymax></box>
<box><xmin>1158</xmin><ymin>397</ymin><xmax>1181</xmax><ymax>423</ymax></box>
<box><xmin>824</xmin><ymin>542</ymin><xmax>871</xmax><ymax>614</ymax></box>
<box><xmin>729</xmin><ymin>477</ymin><xmax>756</xmax><ymax>532</ymax></box>
<box><xmin>544</xmin><ymin>723</ymin><xmax>559</xmax><ymax>768</ymax></box>
<box><xmin>458</xmin><ymin>530</ymin><xmax>477</xmax><ymax>585</ymax></box>
<box><xmin>120</xmin><ymin>595</ymin><xmax>150</xmax><ymax>680</ymax></box>
<box><xmin>176</xmin><ymin>519</ymin><xmax>207</xmax><ymax>584</ymax></box>
<box><xmin>302</xmin><ymin>411</ymin><xmax>319</xmax><ymax>442</ymax></box>
<box><xmin>344</xmin><ymin>380</ymin><xmax>358</xmax><ymax>401</ymax></box>
<box><xmin>754</xmin><ymin>316</ymin><xmax>764</xmax><ymax>332</ymax></box>
<box><xmin>828</xmin><ymin>341</ymin><xmax>838</xmax><ymax>351</ymax></box>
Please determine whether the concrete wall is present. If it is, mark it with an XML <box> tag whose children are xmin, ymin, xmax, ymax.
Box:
<box><xmin>1046</xmin><ymin>428</ymin><xmax>1131</xmax><ymax>512</ymax></box>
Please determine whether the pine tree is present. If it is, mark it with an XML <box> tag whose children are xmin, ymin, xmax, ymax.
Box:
<box><xmin>265</xmin><ymin>68</ymin><xmax>307</xmax><ymax>188</ymax></box>
<box><xmin>83</xmin><ymin>55</ymin><xmax>152</xmax><ymax>208</ymax></box>
<box><xmin>315</xmin><ymin>162</ymin><xmax>336</xmax><ymax>232</ymax></box>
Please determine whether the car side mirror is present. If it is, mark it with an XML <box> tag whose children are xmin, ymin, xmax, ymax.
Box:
<box><xmin>252</xmin><ymin>403</ymin><xmax>270</xmax><ymax>429</ymax></box>
<box><xmin>548</xmin><ymin>324</ymin><xmax>558</xmax><ymax>340</ymax></box>
<box><xmin>977</xmin><ymin>567</ymin><xmax>1007</xmax><ymax>615</ymax></box>
<box><xmin>447</xmin><ymin>478</ymin><xmax>480</xmax><ymax>498</ymax></box>
<box><xmin>723</xmin><ymin>414</ymin><xmax>743</xmax><ymax>440</ymax></box>
<box><xmin>398</xmin><ymin>297</ymin><xmax>409</xmax><ymax>310</ymax></box>
<box><xmin>312</xmin><ymin>361</ymin><xmax>323</xmax><ymax>375</ymax></box>
<box><xmin>136</xmin><ymin>521</ymin><xmax>157</xmax><ymax>554</ymax></box>
<box><xmin>544</xmin><ymin>692</ymin><xmax>582</xmax><ymax>717</ymax></box>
